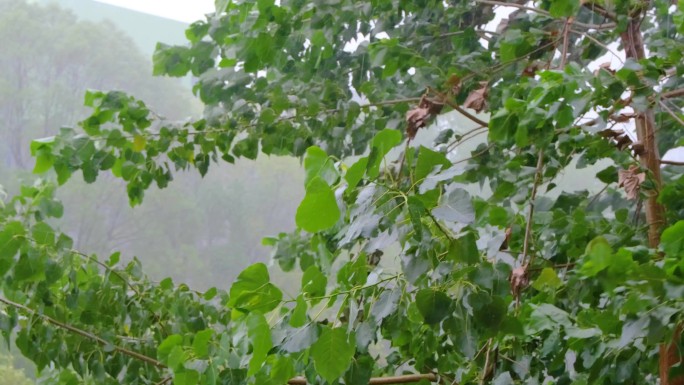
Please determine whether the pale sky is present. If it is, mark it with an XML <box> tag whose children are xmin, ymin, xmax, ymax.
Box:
<box><xmin>97</xmin><ymin>0</ymin><xmax>215</xmax><ymax>22</ymax></box>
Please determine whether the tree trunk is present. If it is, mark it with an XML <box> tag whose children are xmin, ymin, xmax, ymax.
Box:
<box><xmin>620</xmin><ymin>10</ymin><xmax>680</xmax><ymax>385</ymax></box>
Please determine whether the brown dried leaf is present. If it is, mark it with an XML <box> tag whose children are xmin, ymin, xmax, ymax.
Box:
<box><xmin>616</xmin><ymin>135</ymin><xmax>633</xmax><ymax>151</ymax></box>
<box><xmin>510</xmin><ymin>266</ymin><xmax>529</xmax><ymax>297</ymax></box>
<box><xmin>499</xmin><ymin>227</ymin><xmax>512</xmax><ymax>251</ymax></box>
<box><xmin>595</xmin><ymin>62</ymin><xmax>615</xmax><ymax>75</ymax></box>
<box><xmin>406</xmin><ymin>107</ymin><xmax>430</xmax><ymax>139</ymax></box>
<box><xmin>522</xmin><ymin>61</ymin><xmax>544</xmax><ymax>78</ymax></box>
<box><xmin>463</xmin><ymin>81</ymin><xmax>488</xmax><ymax>113</ymax></box>
<box><xmin>611</xmin><ymin>113</ymin><xmax>634</xmax><ymax>123</ymax></box>
<box><xmin>618</xmin><ymin>165</ymin><xmax>646</xmax><ymax>200</ymax></box>
<box><xmin>405</xmin><ymin>95</ymin><xmax>444</xmax><ymax>140</ymax></box>
<box><xmin>598</xmin><ymin>129</ymin><xmax>624</xmax><ymax>139</ymax></box>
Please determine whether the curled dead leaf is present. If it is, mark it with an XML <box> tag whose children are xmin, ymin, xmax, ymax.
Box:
<box><xmin>499</xmin><ymin>227</ymin><xmax>512</xmax><ymax>251</ymax></box>
<box><xmin>618</xmin><ymin>165</ymin><xmax>645</xmax><ymax>200</ymax></box>
<box><xmin>406</xmin><ymin>95</ymin><xmax>444</xmax><ymax>140</ymax></box>
<box><xmin>463</xmin><ymin>81</ymin><xmax>488</xmax><ymax>113</ymax></box>
<box><xmin>510</xmin><ymin>266</ymin><xmax>529</xmax><ymax>298</ymax></box>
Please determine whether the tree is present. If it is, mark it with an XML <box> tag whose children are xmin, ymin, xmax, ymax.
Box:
<box><xmin>2</xmin><ymin>0</ymin><xmax>684</xmax><ymax>384</ymax></box>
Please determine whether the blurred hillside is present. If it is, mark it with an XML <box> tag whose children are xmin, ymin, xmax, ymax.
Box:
<box><xmin>0</xmin><ymin>0</ymin><xmax>304</xmax><ymax>291</ymax></box>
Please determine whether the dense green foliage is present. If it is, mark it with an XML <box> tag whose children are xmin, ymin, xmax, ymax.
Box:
<box><xmin>3</xmin><ymin>0</ymin><xmax>684</xmax><ymax>384</ymax></box>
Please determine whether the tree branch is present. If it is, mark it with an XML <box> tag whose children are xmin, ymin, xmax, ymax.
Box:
<box><xmin>660</xmin><ymin>159</ymin><xmax>684</xmax><ymax>166</ymax></box>
<box><xmin>523</xmin><ymin>149</ymin><xmax>544</xmax><ymax>265</ymax></box>
<box><xmin>475</xmin><ymin>0</ymin><xmax>550</xmax><ymax>15</ymax></box>
<box><xmin>428</xmin><ymin>88</ymin><xmax>489</xmax><ymax>127</ymax></box>
<box><xmin>0</xmin><ymin>296</ymin><xmax>165</xmax><ymax>368</ymax></box>
<box><xmin>662</xmin><ymin>88</ymin><xmax>684</xmax><ymax>100</ymax></box>
<box><xmin>583</xmin><ymin>2</ymin><xmax>617</xmax><ymax>20</ymax></box>
<box><xmin>288</xmin><ymin>373</ymin><xmax>438</xmax><ymax>385</ymax></box>
<box><xmin>474</xmin><ymin>0</ymin><xmax>615</xmax><ymax>29</ymax></box>
<box><xmin>660</xmin><ymin>100</ymin><xmax>684</xmax><ymax>128</ymax></box>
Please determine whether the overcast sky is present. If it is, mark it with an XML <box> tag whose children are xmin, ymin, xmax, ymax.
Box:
<box><xmin>97</xmin><ymin>0</ymin><xmax>215</xmax><ymax>22</ymax></box>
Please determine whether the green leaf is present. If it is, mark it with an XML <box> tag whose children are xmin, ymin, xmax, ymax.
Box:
<box><xmin>0</xmin><ymin>222</ymin><xmax>25</xmax><ymax>275</ymax></box>
<box><xmin>370</xmin><ymin>289</ymin><xmax>400</xmax><ymax>322</ymax></box>
<box><xmin>528</xmin><ymin>304</ymin><xmax>571</xmax><ymax>333</ymax></box>
<box><xmin>157</xmin><ymin>334</ymin><xmax>183</xmax><ymax>363</ymax></box>
<box><xmin>415</xmin><ymin>289</ymin><xmax>452</xmax><ymax>325</ymax></box>
<box><xmin>367</xmin><ymin>129</ymin><xmax>402</xmax><ymax>179</ymax></box>
<box><xmin>579</xmin><ymin>236</ymin><xmax>612</xmax><ymax>277</ymax></box>
<box><xmin>345</xmin><ymin>157</ymin><xmax>368</xmax><ymax>189</ymax></box>
<box><xmin>246</xmin><ymin>312</ymin><xmax>272</xmax><ymax>376</ymax></box>
<box><xmin>229</xmin><ymin>263</ymin><xmax>283</xmax><ymax>313</ymax></box>
<box><xmin>32</xmin><ymin>222</ymin><xmax>55</xmax><ymax>246</ymax></box>
<box><xmin>432</xmin><ymin>188</ymin><xmax>475</xmax><ymax>224</ymax></box>
<box><xmin>192</xmin><ymin>329</ymin><xmax>213</xmax><ymax>358</ymax></box>
<box><xmin>549</xmin><ymin>0</ymin><xmax>581</xmax><ymax>18</ymax></box>
<box><xmin>448</xmin><ymin>232</ymin><xmax>480</xmax><ymax>264</ymax></box>
<box><xmin>174</xmin><ymin>370</ymin><xmax>200</xmax><ymax>385</ymax></box>
<box><xmin>296</xmin><ymin>176</ymin><xmax>340</xmax><ymax>233</ymax></box>
<box><xmin>31</xmin><ymin>137</ymin><xmax>56</xmax><ymax>174</ymax></box>
<box><xmin>474</xmin><ymin>295</ymin><xmax>507</xmax><ymax>331</ymax></box>
<box><xmin>662</xmin><ymin>221</ymin><xmax>684</xmax><ymax>257</ymax></box>
<box><xmin>304</xmin><ymin>146</ymin><xmax>338</xmax><ymax>186</ymax></box>
<box><xmin>301</xmin><ymin>265</ymin><xmax>327</xmax><ymax>301</ymax></box>
<box><xmin>132</xmin><ymin>134</ymin><xmax>146</xmax><ymax>152</ymax></box>
<box><xmin>531</xmin><ymin>268</ymin><xmax>562</xmax><ymax>291</ymax></box>
<box><xmin>310</xmin><ymin>327</ymin><xmax>356</xmax><ymax>383</ymax></box>
<box><xmin>596</xmin><ymin>166</ymin><xmax>618</xmax><ymax>184</ymax></box>
<box><xmin>344</xmin><ymin>354</ymin><xmax>374</xmax><ymax>385</ymax></box>
<box><xmin>290</xmin><ymin>295</ymin><xmax>308</xmax><ymax>327</ymax></box>
<box><xmin>415</xmin><ymin>146</ymin><xmax>451</xmax><ymax>182</ymax></box>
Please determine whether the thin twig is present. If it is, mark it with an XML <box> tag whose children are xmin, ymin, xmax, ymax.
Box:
<box><xmin>427</xmin><ymin>211</ymin><xmax>454</xmax><ymax>241</ymax></box>
<box><xmin>428</xmin><ymin>88</ymin><xmax>489</xmax><ymax>127</ymax></box>
<box><xmin>661</xmin><ymin>159</ymin><xmax>684</xmax><ymax>166</ymax></box>
<box><xmin>0</xmin><ymin>296</ymin><xmax>165</xmax><ymax>368</ymax></box>
<box><xmin>588</xmin><ymin>184</ymin><xmax>610</xmax><ymax>208</ymax></box>
<box><xmin>560</xmin><ymin>17</ymin><xmax>574</xmax><ymax>68</ymax></box>
<box><xmin>475</xmin><ymin>0</ymin><xmax>550</xmax><ymax>16</ymax></box>
<box><xmin>570</xmin><ymin>30</ymin><xmax>624</xmax><ymax>64</ymax></box>
<box><xmin>452</xmin><ymin>143</ymin><xmax>494</xmax><ymax>166</ymax></box>
<box><xmin>446</xmin><ymin>126</ymin><xmax>487</xmax><ymax>152</ymax></box>
<box><xmin>659</xmin><ymin>100</ymin><xmax>684</xmax><ymax>128</ymax></box>
<box><xmin>662</xmin><ymin>88</ymin><xmax>684</xmax><ymax>99</ymax></box>
<box><xmin>70</xmin><ymin>249</ymin><xmax>143</xmax><ymax>297</ymax></box>
<box><xmin>522</xmin><ymin>149</ymin><xmax>545</xmax><ymax>266</ymax></box>
<box><xmin>582</xmin><ymin>2</ymin><xmax>617</xmax><ymax>20</ymax></box>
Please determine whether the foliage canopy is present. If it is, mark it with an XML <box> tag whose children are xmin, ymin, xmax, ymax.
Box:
<box><xmin>3</xmin><ymin>0</ymin><xmax>684</xmax><ymax>384</ymax></box>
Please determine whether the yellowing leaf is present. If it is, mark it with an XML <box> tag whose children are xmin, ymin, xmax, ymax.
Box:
<box><xmin>133</xmin><ymin>134</ymin><xmax>147</xmax><ymax>152</ymax></box>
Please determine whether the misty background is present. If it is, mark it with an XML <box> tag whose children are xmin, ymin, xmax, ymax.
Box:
<box><xmin>0</xmin><ymin>0</ymin><xmax>305</xmax><ymax>292</ymax></box>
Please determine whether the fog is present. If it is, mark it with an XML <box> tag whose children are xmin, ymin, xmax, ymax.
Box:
<box><xmin>0</xmin><ymin>0</ymin><xmax>305</xmax><ymax>292</ymax></box>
